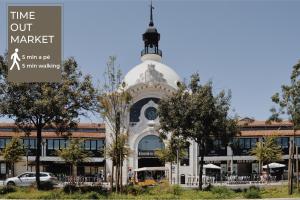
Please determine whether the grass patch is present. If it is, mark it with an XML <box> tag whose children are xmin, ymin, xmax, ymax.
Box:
<box><xmin>2</xmin><ymin>184</ymin><xmax>300</xmax><ymax>199</ymax></box>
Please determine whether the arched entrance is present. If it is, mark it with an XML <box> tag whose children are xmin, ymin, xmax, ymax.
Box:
<box><xmin>138</xmin><ymin>135</ymin><xmax>164</xmax><ymax>168</ymax></box>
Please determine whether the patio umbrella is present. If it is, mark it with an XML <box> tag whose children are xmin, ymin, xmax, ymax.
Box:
<box><xmin>203</xmin><ymin>163</ymin><xmax>221</xmax><ymax>170</ymax></box>
<box><xmin>262</xmin><ymin>162</ymin><xmax>286</xmax><ymax>169</ymax></box>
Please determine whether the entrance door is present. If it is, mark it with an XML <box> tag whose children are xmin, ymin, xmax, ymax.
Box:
<box><xmin>138</xmin><ymin>158</ymin><xmax>164</xmax><ymax>168</ymax></box>
<box><xmin>138</xmin><ymin>135</ymin><xmax>165</xmax><ymax>168</ymax></box>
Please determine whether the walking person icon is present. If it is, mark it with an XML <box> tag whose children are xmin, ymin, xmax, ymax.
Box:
<box><xmin>10</xmin><ymin>48</ymin><xmax>21</xmax><ymax>71</ymax></box>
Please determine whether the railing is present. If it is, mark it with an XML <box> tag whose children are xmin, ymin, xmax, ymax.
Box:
<box><xmin>141</xmin><ymin>48</ymin><xmax>162</xmax><ymax>57</ymax></box>
<box><xmin>59</xmin><ymin>176</ymin><xmax>104</xmax><ymax>186</ymax></box>
<box><xmin>186</xmin><ymin>175</ymin><xmax>216</xmax><ymax>186</ymax></box>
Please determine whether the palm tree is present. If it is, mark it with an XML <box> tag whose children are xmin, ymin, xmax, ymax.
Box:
<box><xmin>250</xmin><ymin>136</ymin><xmax>283</xmax><ymax>175</ymax></box>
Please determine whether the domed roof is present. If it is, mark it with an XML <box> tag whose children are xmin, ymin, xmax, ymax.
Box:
<box><xmin>124</xmin><ymin>59</ymin><xmax>181</xmax><ymax>90</ymax></box>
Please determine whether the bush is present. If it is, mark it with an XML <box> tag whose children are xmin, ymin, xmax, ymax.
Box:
<box><xmin>79</xmin><ymin>185</ymin><xmax>107</xmax><ymax>195</ymax></box>
<box><xmin>0</xmin><ymin>186</ymin><xmax>16</xmax><ymax>194</ymax></box>
<box><xmin>124</xmin><ymin>185</ymin><xmax>146</xmax><ymax>195</ymax></box>
<box><xmin>203</xmin><ymin>183</ymin><xmax>213</xmax><ymax>191</ymax></box>
<box><xmin>244</xmin><ymin>186</ymin><xmax>261</xmax><ymax>199</ymax></box>
<box><xmin>211</xmin><ymin>186</ymin><xmax>234</xmax><ymax>199</ymax></box>
<box><xmin>63</xmin><ymin>184</ymin><xmax>78</xmax><ymax>194</ymax></box>
<box><xmin>171</xmin><ymin>184</ymin><xmax>183</xmax><ymax>195</ymax></box>
<box><xmin>85</xmin><ymin>191</ymin><xmax>100</xmax><ymax>199</ymax></box>
<box><xmin>39</xmin><ymin>181</ymin><xmax>54</xmax><ymax>190</ymax></box>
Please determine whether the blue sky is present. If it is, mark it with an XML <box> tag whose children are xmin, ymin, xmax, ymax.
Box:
<box><xmin>1</xmin><ymin>0</ymin><xmax>300</xmax><ymax>122</ymax></box>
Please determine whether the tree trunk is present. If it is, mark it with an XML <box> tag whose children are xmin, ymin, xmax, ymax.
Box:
<box><xmin>120</xmin><ymin>159</ymin><xmax>123</xmax><ymax>193</ymax></box>
<box><xmin>177</xmin><ymin>148</ymin><xmax>180</xmax><ymax>184</ymax></box>
<box><xmin>35</xmin><ymin>128</ymin><xmax>42</xmax><ymax>190</ymax></box>
<box><xmin>288</xmin><ymin>140</ymin><xmax>292</xmax><ymax>195</ymax></box>
<box><xmin>12</xmin><ymin>163</ymin><xmax>15</xmax><ymax>177</ymax></box>
<box><xmin>258</xmin><ymin>160</ymin><xmax>261</xmax><ymax>175</ymax></box>
<box><xmin>170</xmin><ymin>162</ymin><xmax>173</xmax><ymax>184</ymax></box>
<box><xmin>116</xmin><ymin>163</ymin><xmax>119</xmax><ymax>193</ymax></box>
<box><xmin>110</xmin><ymin>162</ymin><xmax>114</xmax><ymax>192</ymax></box>
<box><xmin>198</xmin><ymin>142</ymin><xmax>205</xmax><ymax>190</ymax></box>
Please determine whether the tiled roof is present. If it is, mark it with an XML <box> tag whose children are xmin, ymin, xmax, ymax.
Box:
<box><xmin>0</xmin><ymin>120</ymin><xmax>297</xmax><ymax>138</ymax></box>
<box><xmin>0</xmin><ymin>122</ymin><xmax>105</xmax><ymax>139</ymax></box>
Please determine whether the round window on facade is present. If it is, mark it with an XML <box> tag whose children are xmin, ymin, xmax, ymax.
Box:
<box><xmin>144</xmin><ymin>107</ymin><xmax>157</xmax><ymax>120</ymax></box>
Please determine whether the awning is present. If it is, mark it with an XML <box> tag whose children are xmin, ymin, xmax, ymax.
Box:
<box><xmin>134</xmin><ymin>167</ymin><xmax>168</xmax><ymax>172</ymax></box>
<box><xmin>203</xmin><ymin>163</ymin><xmax>221</xmax><ymax>170</ymax></box>
<box><xmin>262</xmin><ymin>162</ymin><xmax>286</xmax><ymax>169</ymax></box>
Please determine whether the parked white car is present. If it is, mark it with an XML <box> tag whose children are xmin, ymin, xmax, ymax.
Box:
<box><xmin>4</xmin><ymin>172</ymin><xmax>58</xmax><ymax>187</ymax></box>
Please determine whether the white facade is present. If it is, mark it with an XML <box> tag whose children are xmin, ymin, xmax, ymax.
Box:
<box><xmin>105</xmin><ymin>45</ymin><xmax>202</xmax><ymax>184</ymax></box>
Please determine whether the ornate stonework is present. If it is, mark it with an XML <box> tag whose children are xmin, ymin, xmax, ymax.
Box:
<box><xmin>136</xmin><ymin>64</ymin><xmax>167</xmax><ymax>85</ymax></box>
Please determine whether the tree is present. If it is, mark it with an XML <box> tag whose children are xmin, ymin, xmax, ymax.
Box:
<box><xmin>2</xmin><ymin>137</ymin><xmax>24</xmax><ymax>177</ymax></box>
<box><xmin>0</xmin><ymin>56</ymin><xmax>98</xmax><ymax>189</ymax></box>
<box><xmin>99</xmin><ymin>56</ymin><xmax>132</xmax><ymax>192</ymax></box>
<box><xmin>250</xmin><ymin>136</ymin><xmax>283</xmax><ymax>175</ymax></box>
<box><xmin>57</xmin><ymin>138</ymin><xmax>90</xmax><ymax>178</ymax></box>
<box><xmin>158</xmin><ymin>73</ymin><xmax>239</xmax><ymax>190</ymax></box>
<box><xmin>269</xmin><ymin>61</ymin><xmax>300</xmax><ymax>194</ymax></box>
<box><xmin>155</xmin><ymin>136</ymin><xmax>187</xmax><ymax>184</ymax></box>
<box><xmin>105</xmin><ymin>133</ymin><xmax>131</xmax><ymax>189</ymax></box>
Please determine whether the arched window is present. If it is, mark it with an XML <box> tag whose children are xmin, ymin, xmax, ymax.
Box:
<box><xmin>138</xmin><ymin>135</ymin><xmax>164</xmax><ymax>157</ymax></box>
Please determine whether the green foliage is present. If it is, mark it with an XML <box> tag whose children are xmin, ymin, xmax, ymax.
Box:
<box><xmin>158</xmin><ymin>73</ymin><xmax>239</xmax><ymax>189</ymax></box>
<box><xmin>1</xmin><ymin>185</ymin><xmax>300</xmax><ymax>199</ymax></box>
<box><xmin>0</xmin><ymin>55</ymin><xmax>98</xmax><ymax>188</ymax></box>
<box><xmin>171</xmin><ymin>184</ymin><xmax>183</xmax><ymax>196</ymax></box>
<box><xmin>243</xmin><ymin>186</ymin><xmax>261</xmax><ymax>199</ymax></box>
<box><xmin>269</xmin><ymin>61</ymin><xmax>300</xmax><ymax>129</ymax></box>
<box><xmin>0</xmin><ymin>186</ymin><xmax>16</xmax><ymax>195</ymax></box>
<box><xmin>0</xmin><ymin>56</ymin><xmax>98</xmax><ymax>134</ymax></box>
<box><xmin>63</xmin><ymin>184</ymin><xmax>78</xmax><ymax>194</ymax></box>
<box><xmin>84</xmin><ymin>191</ymin><xmax>100</xmax><ymax>199</ymax></box>
<box><xmin>155</xmin><ymin>136</ymin><xmax>187</xmax><ymax>164</ymax></box>
<box><xmin>124</xmin><ymin>185</ymin><xmax>146</xmax><ymax>196</ymax></box>
<box><xmin>211</xmin><ymin>186</ymin><xmax>235</xmax><ymax>199</ymax></box>
<box><xmin>105</xmin><ymin>133</ymin><xmax>130</xmax><ymax>165</ymax></box>
<box><xmin>38</xmin><ymin>181</ymin><xmax>54</xmax><ymax>191</ymax></box>
<box><xmin>99</xmin><ymin>56</ymin><xmax>132</xmax><ymax>191</ymax></box>
<box><xmin>250</xmin><ymin>136</ymin><xmax>283</xmax><ymax>171</ymax></box>
<box><xmin>79</xmin><ymin>185</ymin><xmax>106</xmax><ymax>195</ymax></box>
<box><xmin>57</xmin><ymin>138</ymin><xmax>90</xmax><ymax>176</ymax></box>
<box><xmin>2</xmin><ymin>137</ymin><xmax>24</xmax><ymax>165</ymax></box>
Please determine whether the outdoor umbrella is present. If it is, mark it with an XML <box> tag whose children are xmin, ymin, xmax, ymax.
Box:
<box><xmin>262</xmin><ymin>162</ymin><xmax>286</xmax><ymax>169</ymax></box>
<box><xmin>203</xmin><ymin>163</ymin><xmax>221</xmax><ymax>170</ymax></box>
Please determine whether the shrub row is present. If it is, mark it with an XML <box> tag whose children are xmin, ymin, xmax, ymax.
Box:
<box><xmin>63</xmin><ymin>184</ymin><xmax>107</xmax><ymax>195</ymax></box>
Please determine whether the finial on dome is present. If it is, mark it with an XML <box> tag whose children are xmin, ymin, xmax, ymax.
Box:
<box><xmin>149</xmin><ymin>1</ymin><xmax>154</xmax><ymax>27</ymax></box>
<box><xmin>141</xmin><ymin>1</ymin><xmax>162</xmax><ymax>62</ymax></box>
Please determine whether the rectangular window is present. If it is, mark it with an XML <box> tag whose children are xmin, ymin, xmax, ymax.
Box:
<box><xmin>47</xmin><ymin>139</ymin><xmax>53</xmax><ymax>150</ymax></box>
<box><xmin>91</xmin><ymin>140</ymin><xmax>97</xmax><ymax>150</ymax></box>
<box><xmin>23</xmin><ymin>139</ymin><xmax>29</xmax><ymax>148</ymax></box>
<box><xmin>239</xmin><ymin>139</ymin><xmax>245</xmax><ymax>149</ymax></box>
<box><xmin>65</xmin><ymin>140</ymin><xmax>70</xmax><ymax>147</ymax></box>
<box><xmin>0</xmin><ymin>163</ymin><xmax>6</xmax><ymax>174</ymax></box>
<box><xmin>30</xmin><ymin>139</ymin><xmax>36</xmax><ymax>149</ymax></box>
<box><xmin>97</xmin><ymin>140</ymin><xmax>104</xmax><ymax>150</ymax></box>
<box><xmin>85</xmin><ymin>140</ymin><xmax>90</xmax><ymax>150</ymax></box>
<box><xmin>0</xmin><ymin>139</ymin><xmax>5</xmax><ymax>149</ymax></box>
<box><xmin>251</xmin><ymin>138</ymin><xmax>258</xmax><ymax>147</ymax></box>
<box><xmin>54</xmin><ymin>140</ymin><xmax>60</xmax><ymax>150</ymax></box>
<box><xmin>5</xmin><ymin>138</ymin><xmax>11</xmax><ymax>146</ymax></box>
<box><xmin>59</xmin><ymin>140</ymin><xmax>65</xmax><ymax>149</ymax></box>
<box><xmin>296</xmin><ymin>137</ymin><xmax>300</xmax><ymax>147</ymax></box>
<box><xmin>245</xmin><ymin>139</ymin><xmax>251</xmax><ymax>149</ymax></box>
